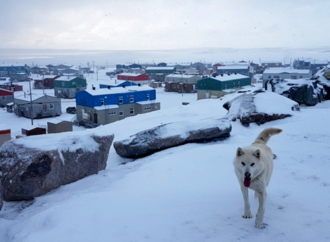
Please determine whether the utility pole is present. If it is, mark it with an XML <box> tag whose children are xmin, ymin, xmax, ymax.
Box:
<box><xmin>29</xmin><ymin>78</ymin><xmax>33</xmax><ymax>125</ymax></box>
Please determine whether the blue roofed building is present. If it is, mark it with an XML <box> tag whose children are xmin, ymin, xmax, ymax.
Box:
<box><xmin>75</xmin><ymin>85</ymin><xmax>160</xmax><ymax>125</ymax></box>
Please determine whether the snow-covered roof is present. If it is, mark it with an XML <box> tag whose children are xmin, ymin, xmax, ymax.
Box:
<box><xmin>263</xmin><ymin>68</ymin><xmax>311</xmax><ymax>74</ymax></box>
<box><xmin>118</xmin><ymin>73</ymin><xmax>143</xmax><ymax>77</ymax></box>
<box><xmin>212</xmin><ymin>74</ymin><xmax>249</xmax><ymax>81</ymax></box>
<box><xmin>85</xmin><ymin>86</ymin><xmax>154</xmax><ymax>96</ymax></box>
<box><xmin>146</xmin><ymin>67</ymin><xmax>175</xmax><ymax>70</ymax></box>
<box><xmin>166</xmin><ymin>74</ymin><xmax>196</xmax><ymax>79</ymax></box>
<box><xmin>34</xmin><ymin>75</ymin><xmax>58</xmax><ymax>80</ymax></box>
<box><xmin>217</xmin><ymin>65</ymin><xmax>249</xmax><ymax>70</ymax></box>
<box><xmin>55</xmin><ymin>76</ymin><xmax>78</xmax><ymax>81</ymax></box>
<box><xmin>14</xmin><ymin>93</ymin><xmax>53</xmax><ymax>102</ymax></box>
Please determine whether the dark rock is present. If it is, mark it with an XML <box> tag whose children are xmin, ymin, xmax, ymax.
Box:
<box><xmin>0</xmin><ymin>134</ymin><xmax>114</xmax><ymax>201</ymax></box>
<box><xmin>270</xmin><ymin>79</ymin><xmax>326</xmax><ymax>106</ymax></box>
<box><xmin>114</xmin><ymin>119</ymin><xmax>231</xmax><ymax>158</ymax></box>
<box><xmin>240</xmin><ymin>113</ymin><xmax>292</xmax><ymax>127</ymax></box>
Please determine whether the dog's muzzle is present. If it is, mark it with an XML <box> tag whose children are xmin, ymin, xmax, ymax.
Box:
<box><xmin>244</xmin><ymin>172</ymin><xmax>251</xmax><ymax>187</ymax></box>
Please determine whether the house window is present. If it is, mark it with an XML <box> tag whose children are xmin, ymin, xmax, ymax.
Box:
<box><xmin>238</xmin><ymin>81</ymin><xmax>240</xmax><ymax>87</ymax></box>
<box><xmin>62</xmin><ymin>82</ymin><xmax>65</xmax><ymax>87</ymax></box>
<box><xmin>147</xmin><ymin>94</ymin><xmax>150</xmax><ymax>100</ymax></box>
<box><xmin>119</xmin><ymin>110</ymin><xmax>124</xmax><ymax>116</ymax></box>
<box><xmin>130</xmin><ymin>107</ymin><xmax>134</xmax><ymax>115</ymax></box>
<box><xmin>274</xmin><ymin>75</ymin><xmax>280</xmax><ymax>78</ymax></box>
<box><xmin>119</xmin><ymin>96</ymin><xmax>123</xmax><ymax>104</ymax></box>
<box><xmin>233</xmin><ymin>83</ymin><xmax>235</xmax><ymax>88</ymax></box>
<box><xmin>109</xmin><ymin>111</ymin><xmax>117</xmax><ymax>116</ymax></box>
<box><xmin>291</xmin><ymin>76</ymin><xmax>297</xmax><ymax>79</ymax></box>
<box><xmin>268</xmin><ymin>76</ymin><xmax>271</xmax><ymax>78</ymax></box>
<box><xmin>144</xmin><ymin>107</ymin><xmax>152</xmax><ymax>111</ymax></box>
<box><xmin>130</xmin><ymin>95</ymin><xmax>134</xmax><ymax>103</ymax></box>
<box><xmin>72</xmin><ymin>82</ymin><xmax>75</xmax><ymax>85</ymax></box>
<box><xmin>1</xmin><ymin>96</ymin><xmax>5</xmax><ymax>100</ymax></box>
<box><xmin>49</xmin><ymin>103</ymin><xmax>54</xmax><ymax>109</ymax></box>
<box><xmin>101</xmin><ymin>99</ymin><xmax>104</xmax><ymax>106</ymax></box>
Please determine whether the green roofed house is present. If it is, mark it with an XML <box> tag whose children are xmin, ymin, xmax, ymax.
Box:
<box><xmin>197</xmin><ymin>73</ymin><xmax>251</xmax><ymax>100</ymax></box>
<box><xmin>54</xmin><ymin>76</ymin><xmax>87</xmax><ymax>99</ymax></box>
<box><xmin>145</xmin><ymin>67</ymin><xmax>176</xmax><ymax>82</ymax></box>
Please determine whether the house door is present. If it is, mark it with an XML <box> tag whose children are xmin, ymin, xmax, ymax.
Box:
<box><xmin>205</xmin><ymin>92</ymin><xmax>210</xmax><ymax>99</ymax></box>
<box><xmin>93</xmin><ymin>113</ymin><xmax>98</xmax><ymax>123</ymax></box>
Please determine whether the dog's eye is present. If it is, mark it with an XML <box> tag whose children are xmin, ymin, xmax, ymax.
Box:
<box><xmin>241</xmin><ymin>162</ymin><xmax>246</xmax><ymax>166</ymax></box>
<box><xmin>251</xmin><ymin>163</ymin><xmax>255</xmax><ymax>167</ymax></box>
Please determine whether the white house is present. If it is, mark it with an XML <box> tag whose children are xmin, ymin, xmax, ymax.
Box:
<box><xmin>262</xmin><ymin>68</ymin><xmax>312</xmax><ymax>87</ymax></box>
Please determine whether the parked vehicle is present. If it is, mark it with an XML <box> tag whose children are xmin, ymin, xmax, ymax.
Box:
<box><xmin>66</xmin><ymin>107</ymin><xmax>76</xmax><ymax>114</ymax></box>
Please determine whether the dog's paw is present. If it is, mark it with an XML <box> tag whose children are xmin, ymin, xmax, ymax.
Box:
<box><xmin>255</xmin><ymin>222</ymin><xmax>267</xmax><ymax>229</ymax></box>
<box><xmin>242</xmin><ymin>213</ymin><xmax>253</xmax><ymax>219</ymax></box>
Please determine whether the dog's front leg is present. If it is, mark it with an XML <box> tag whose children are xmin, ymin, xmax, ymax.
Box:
<box><xmin>255</xmin><ymin>191</ymin><xmax>266</xmax><ymax>228</ymax></box>
<box><xmin>240</xmin><ymin>185</ymin><xmax>252</xmax><ymax>218</ymax></box>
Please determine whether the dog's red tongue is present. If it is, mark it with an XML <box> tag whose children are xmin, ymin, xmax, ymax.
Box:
<box><xmin>244</xmin><ymin>178</ymin><xmax>251</xmax><ymax>187</ymax></box>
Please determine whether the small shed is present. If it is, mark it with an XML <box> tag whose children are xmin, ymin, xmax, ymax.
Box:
<box><xmin>0</xmin><ymin>129</ymin><xmax>11</xmax><ymax>147</ymax></box>
<box><xmin>47</xmin><ymin>121</ymin><xmax>73</xmax><ymax>134</ymax></box>
<box><xmin>22</xmin><ymin>127</ymin><xmax>47</xmax><ymax>136</ymax></box>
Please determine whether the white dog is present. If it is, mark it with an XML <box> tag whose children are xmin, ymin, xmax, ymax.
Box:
<box><xmin>233</xmin><ymin>128</ymin><xmax>282</xmax><ymax>228</ymax></box>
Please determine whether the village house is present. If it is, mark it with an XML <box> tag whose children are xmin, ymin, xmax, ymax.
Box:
<box><xmin>116</xmin><ymin>63</ymin><xmax>143</xmax><ymax>72</ymax></box>
<box><xmin>34</xmin><ymin>75</ymin><xmax>59</xmax><ymax>89</ymax></box>
<box><xmin>13</xmin><ymin>94</ymin><xmax>61</xmax><ymax>119</ymax></box>
<box><xmin>145</xmin><ymin>67</ymin><xmax>176</xmax><ymax>82</ymax></box>
<box><xmin>293</xmin><ymin>58</ymin><xmax>328</xmax><ymax>75</ymax></box>
<box><xmin>262</xmin><ymin>67</ymin><xmax>312</xmax><ymax>87</ymax></box>
<box><xmin>0</xmin><ymin>83</ymin><xmax>23</xmax><ymax>92</ymax></box>
<box><xmin>216</xmin><ymin>64</ymin><xmax>254</xmax><ymax>77</ymax></box>
<box><xmin>75</xmin><ymin>85</ymin><xmax>160</xmax><ymax>125</ymax></box>
<box><xmin>0</xmin><ymin>88</ymin><xmax>14</xmax><ymax>107</ymax></box>
<box><xmin>30</xmin><ymin>66</ymin><xmax>49</xmax><ymax>75</ymax></box>
<box><xmin>54</xmin><ymin>76</ymin><xmax>87</xmax><ymax>98</ymax></box>
<box><xmin>117</xmin><ymin>73</ymin><xmax>150</xmax><ymax>85</ymax></box>
<box><xmin>0</xmin><ymin>64</ymin><xmax>30</xmax><ymax>81</ymax></box>
<box><xmin>197</xmin><ymin>74</ymin><xmax>251</xmax><ymax>100</ymax></box>
<box><xmin>164</xmin><ymin>74</ymin><xmax>201</xmax><ymax>93</ymax></box>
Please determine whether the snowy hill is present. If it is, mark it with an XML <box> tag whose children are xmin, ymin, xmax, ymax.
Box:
<box><xmin>0</xmin><ymin>75</ymin><xmax>330</xmax><ymax>241</ymax></box>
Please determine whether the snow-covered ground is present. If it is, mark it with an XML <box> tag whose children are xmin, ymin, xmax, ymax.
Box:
<box><xmin>0</xmin><ymin>70</ymin><xmax>330</xmax><ymax>242</ymax></box>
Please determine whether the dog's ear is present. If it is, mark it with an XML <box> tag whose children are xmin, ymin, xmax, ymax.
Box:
<box><xmin>253</xmin><ymin>149</ymin><xmax>261</xmax><ymax>159</ymax></box>
<box><xmin>237</xmin><ymin>147</ymin><xmax>244</xmax><ymax>156</ymax></box>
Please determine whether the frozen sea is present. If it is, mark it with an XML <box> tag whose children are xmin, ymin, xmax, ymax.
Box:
<box><xmin>1</xmin><ymin>47</ymin><xmax>329</xmax><ymax>67</ymax></box>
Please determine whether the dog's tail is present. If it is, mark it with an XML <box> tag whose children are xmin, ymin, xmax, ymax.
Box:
<box><xmin>253</xmin><ymin>128</ymin><xmax>282</xmax><ymax>145</ymax></box>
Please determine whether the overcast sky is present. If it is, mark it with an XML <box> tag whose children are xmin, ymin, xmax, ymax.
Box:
<box><xmin>0</xmin><ymin>0</ymin><xmax>329</xmax><ymax>50</ymax></box>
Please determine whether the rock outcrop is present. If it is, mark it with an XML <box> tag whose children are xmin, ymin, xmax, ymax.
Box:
<box><xmin>0</xmin><ymin>134</ymin><xmax>114</xmax><ymax>201</ymax></box>
<box><xmin>114</xmin><ymin>119</ymin><xmax>231</xmax><ymax>158</ymax></box>
<box><xmin>223</xmin><ymin>91</ymin><xmax>299</xmax><ymax>127</ymax></box>
<box><xmin>267</xmin><ymin>78</ymin><xmax>326</xmax><ymax>106</ymax></box>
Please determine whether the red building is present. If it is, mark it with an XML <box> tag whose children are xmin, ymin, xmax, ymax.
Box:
<box><xmin>34</xmin><ymin>75</ymin><xmax>59</xmax><ymax>89</ymax></box>
<box><xmin>0</xmin><ymin>88</ymin><xmax>14</xmax><ymax>107</ymax></box>
<box><xmin>117</xmin><ymin>73</ymin><xmax>149</xmax><ymax>82</ymax></box>
<box><xmin>0</xmin><ymin>84</ymin><xmax>23</xmax><ymax>92</ymax></box>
